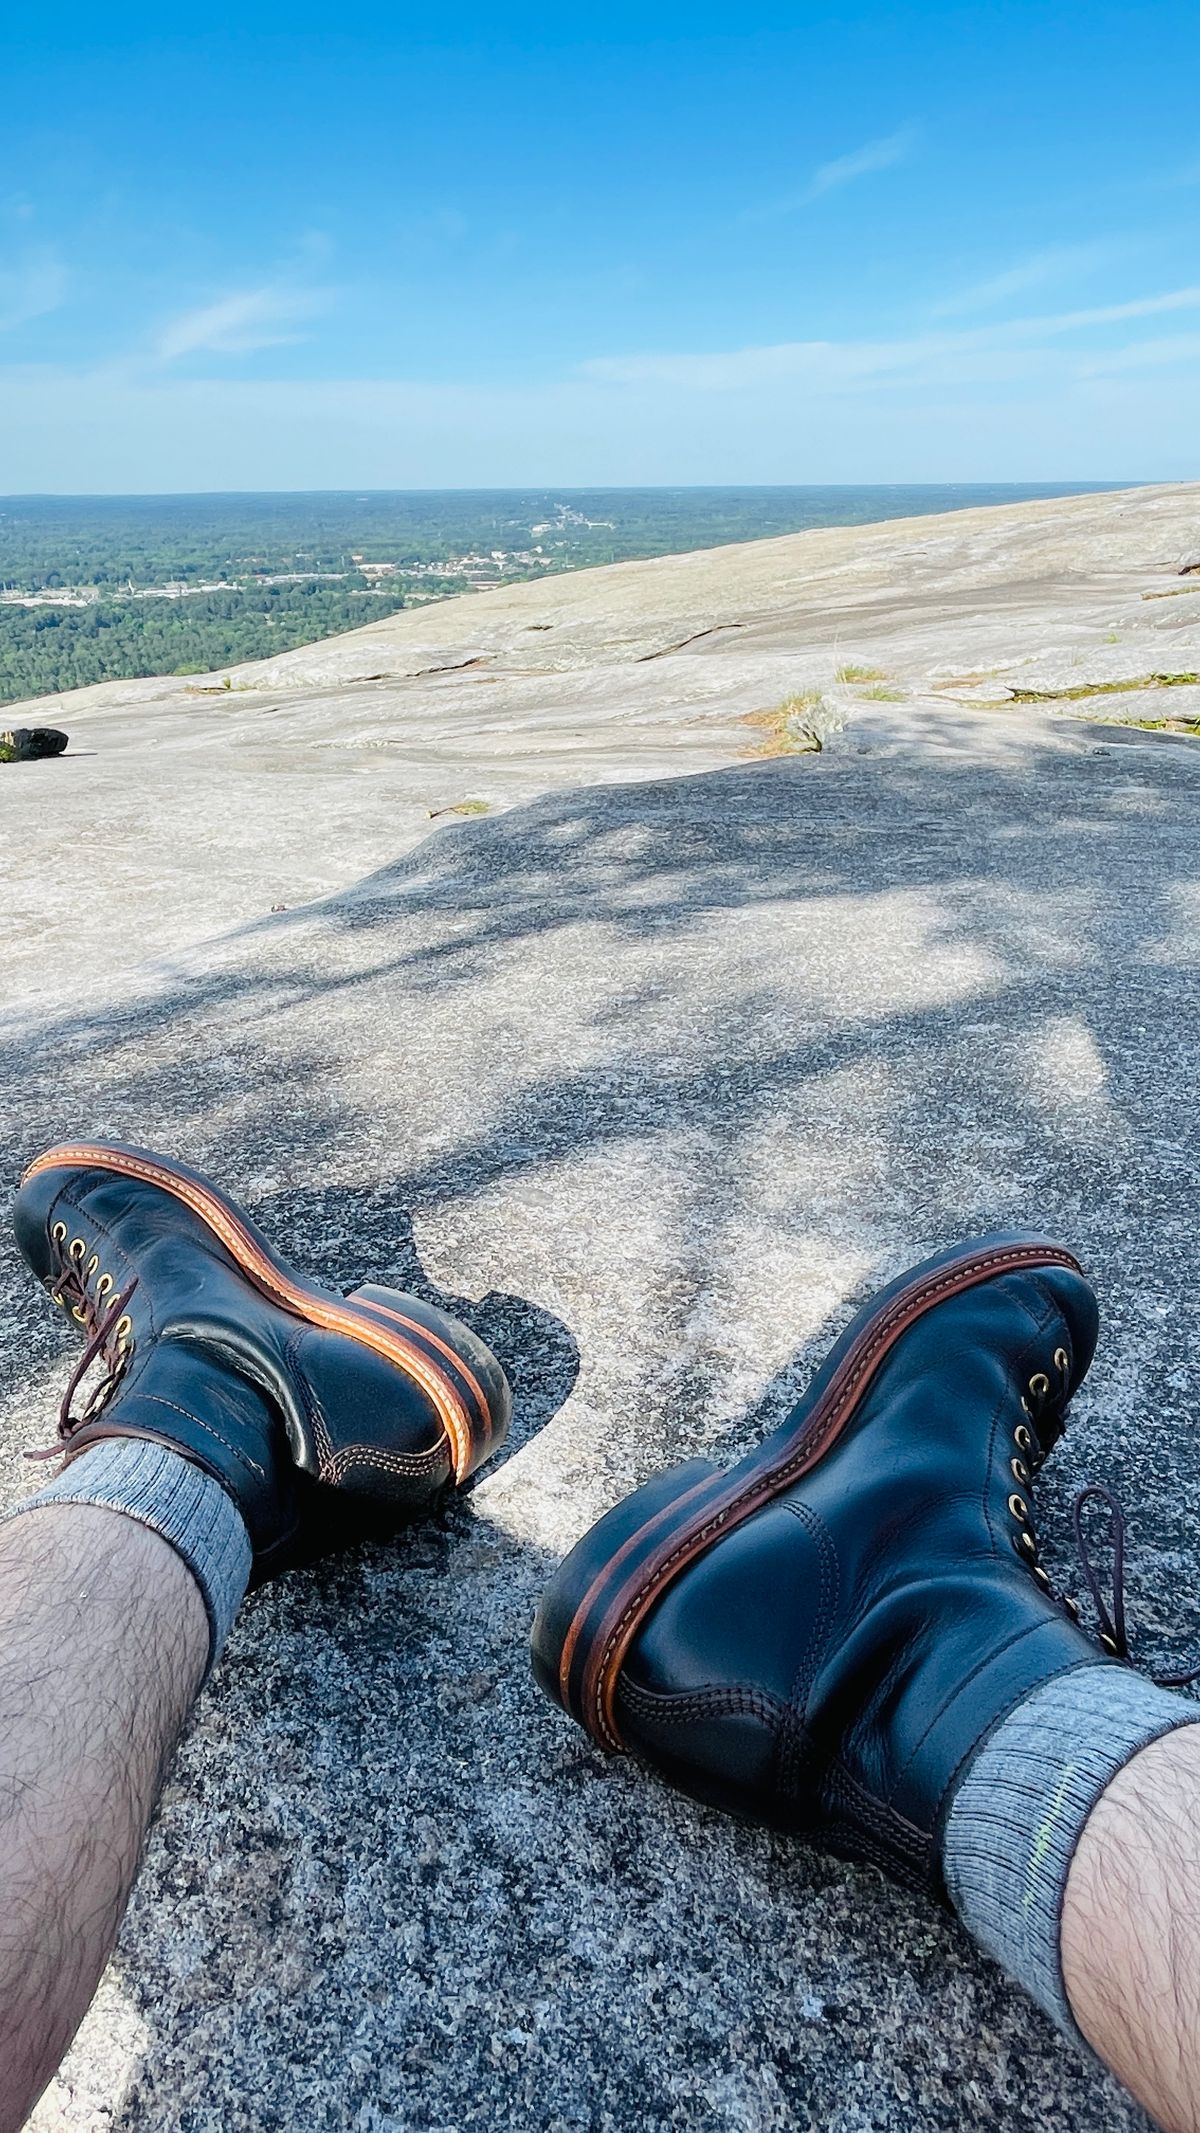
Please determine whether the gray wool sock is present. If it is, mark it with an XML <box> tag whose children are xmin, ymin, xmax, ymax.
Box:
<box><xmin>943</xmin><ymin>1662</ymin><xmax>1200</xmax><ymax>2042</ymax></box>
<box><xmin>8</xmin><ymin>1439</ymin><xmax>252</xmax><ymax>1678</ymax></box>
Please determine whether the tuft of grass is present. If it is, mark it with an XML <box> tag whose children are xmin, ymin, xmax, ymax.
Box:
<box><xmin>835</xmin><ymin>662</ymin><xmax>888</xmax><ymax>683</ymax></box>
<box><xmin>1104</xmin><ymin>631</ymin><xmax>1121</xmax><ymax>643</ymax></box>
<box><xmin>860</xmin><ymin>683</ymin><xmax>907</xmax><ymax>702</ymax></box>
<box><xmin>741</xmin><ymin>689</ymin><xmax>826</xmax><ymax>757</ymax></box>
<box><xmin>0</xmin><ymin>739</ymin><xmax>16</xmax><ymax>765</ymax></box>
<box><xmin>427</xmin><ymin>798</ymin><xmax>491</xmax><ymax>819</ymax></box>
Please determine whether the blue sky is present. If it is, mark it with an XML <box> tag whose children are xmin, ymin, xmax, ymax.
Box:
<box><xmin>2</xmin><ymin>0</ymin><xmax>1199</xmax><ymax>490</ymax></box>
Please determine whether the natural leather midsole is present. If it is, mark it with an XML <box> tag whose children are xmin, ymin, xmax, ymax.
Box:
<box><xmin>562</xmin><ymin>1239</ymin><xmax>1083</xmax><ymax>1751</ymax></box>
<box><xmin>24</xmin><ymin>1143</ymin><xmax>489</xmax><ymax>1483</ymax></box>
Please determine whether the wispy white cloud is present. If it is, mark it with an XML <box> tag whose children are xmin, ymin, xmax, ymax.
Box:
<box><xmin>806</xmin><ymin>127</ymin><xmax>918</xmax><ymax>199</ymax></box>
<box><xmin>156</xmin><ymin>282</ymin><xmax>329</xmax><ymax>362</ymax></box>
<box><xmin>581</xmin><ymin>286</ymin><xmax>1200</xmax><ymax>394</ymax></box>
<box><xmin>745</xmin><ymin>127</ymin><xmax>917</xmax><ymax>220</ymax></box>
<box><xmin>0</xmin><ymin>251</ymin><xmax>67</xmax><ymax>333</ymax></box>
<box><xmin>1034</xmin><ymin>287</ymin><xmax>1200</xmax><ymax>332</ymax></box>
<box><xmin>933</xmin><ymin>242</ymin><xmax>1115</xmax><ymax>317</ymax></box>
<box><xmin>582</xmin><ymin>334</ymin><xmax>1052</xmax><ymax>393</ymax></box>
<box><xmin>584</xmin><ymin>341</ymin><xmax>876</xmax><ymax>390</ymax></box>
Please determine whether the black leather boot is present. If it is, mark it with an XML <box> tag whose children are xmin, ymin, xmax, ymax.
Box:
<box><xmin>533</xmin><ymin>1234</ymin><xmax>1116</xmax><ymax>1895</ymax></box>
<box><xmin>14</xmin><ymin>1141</ymin><xmax>510</xmax><ymax>1583</ymax></box>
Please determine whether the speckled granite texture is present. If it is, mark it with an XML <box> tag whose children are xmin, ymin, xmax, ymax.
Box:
<box><xmin>5</xmin><ymin>699</ymin><xmax>1198</xmax><ymax>2131</ymax></box>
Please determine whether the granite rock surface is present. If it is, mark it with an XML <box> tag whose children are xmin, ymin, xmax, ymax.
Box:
<box><xmin>4</xmin><ymin>479</ymin><xmax>1199</xmax><ymax>1017</ymax></box>
<box><xmin>3</xmin><ymin>486</ymin><xmax>1200</xmax><ymax>2132</ymax></box>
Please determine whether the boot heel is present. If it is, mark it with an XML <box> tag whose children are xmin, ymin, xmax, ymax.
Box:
<box><xmin>346</xmin><ymin>1283</ymin><xmax>512</xmax><ymax>1481</ymax></box>
<box><xmin>532</xmin><ymin>1458</ymin><xmax>723</xmax><ymax>1742</ymax></box>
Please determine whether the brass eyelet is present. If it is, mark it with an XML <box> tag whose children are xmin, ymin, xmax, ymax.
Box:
<box><xmin>114</xmin><ymin>1315</ymin><xmax>133</xmax><ymax>1341</ymax></box>
<box><xmin>86</xmin><ymin>1253</ymin><xmax>99</xmax><ymax>1276</ymax></box>
<box><xmin>1008</xmin><ymin>1492</ymin><xmax>1029</xmax><ymax>1522</ymax></box>
<box><xmin>95</xmin><ymin>1273</ymin><xmax>113</xmax><ymax>1299</ymax></box>
<box><xmin>1054</xmin><ymin>1347</ymin><xmax>1069</xmax><ymax>1374</ymax></box>
<box><xmin>1028</xmin><ymin>1372</ymin><xmax>1050</xmax><ymax>1399</ymax></box>
<box><xmin>1020</xmin><ymin>1532</ymin><xmax>1038</xmax><ymax>1556</ymax></box>
<box><xmin>51</xmin><ymin>1221</ymin><xmax>67</xmax><ymax>1244</ymax></box>
<box><xmin>71</xmin><ymin>1305</ymin><xmax>89</xmax><ymax>1324</ymax></box>
<box><xmin>69</xmin><ymin>1237</ymin><xmax>86</xmax><ymax>1263</ymax></box>
<box><xmin>1099</xmin><ymin>1631</ymin><xmax>1120</xmax><ymax>1655</ymax></box>
<box><xmin>1010</xmin><ymin>1457</ymin><xmax>1029</xmax><ymax>1484</ymax></box>
<box><xmin>50</xmin><ymin>1289</ymin><xmax>64</xmax><ymax>1306</ymax></box>
<box><xmin>1033</xmin><ymin>1564</ymin><xmax>1052</xmax><ymax>1587</ymax></box>
<box><xmin>1063</xmin><ymin>1597</ymin><xmax>1081</xmax><ymax>1620</ymax></box>
<box><xmin>1014</xmin><ymin>1424</ymin><xmax>1033</xmax><ymax>1452</ymax></box>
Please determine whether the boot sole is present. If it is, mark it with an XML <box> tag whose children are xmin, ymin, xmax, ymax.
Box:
<box><xmin>22</xmin><ymin>1141</ymin><xmax>507</xmax><ymax>1484</ymax></box>
<box><xmin>533</xmin><ymin>1232</ymin><xmax>1083</xmax><ymax>1752</ymax></box>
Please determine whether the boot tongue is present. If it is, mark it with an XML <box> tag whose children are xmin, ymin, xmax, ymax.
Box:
<box><xmin>1023</xmin><ymin>1399</ymin><xmax>1065</xmax><ymax>1472</ymax></box>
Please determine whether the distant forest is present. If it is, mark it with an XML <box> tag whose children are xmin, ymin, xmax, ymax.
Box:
<box><xmin>0</xmin><ymin>582</ymin><xmax>419</xmax><ymax>703</ymax></box>
<box><xmin>0</xmin><ymin>486</ymin><xmax>1115</xmax><ymax>707</ymax></box>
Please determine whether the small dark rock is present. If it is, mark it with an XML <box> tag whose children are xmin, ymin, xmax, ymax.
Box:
<box><xmin>0</xmin><ymin>726</ymin><xmax>69</xmax><ymax>762</ymax></box>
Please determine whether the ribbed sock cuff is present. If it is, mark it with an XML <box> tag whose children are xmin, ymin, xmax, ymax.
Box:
<box><xmin>943</xmin><ymin>1662</ymin><xmax>1200</xmax><ymax>2041</ymax></box>
<box><xmin>8</xmin><ymin>1439</ymin><xmax>252</xmax><ymax>1679</ymax></box>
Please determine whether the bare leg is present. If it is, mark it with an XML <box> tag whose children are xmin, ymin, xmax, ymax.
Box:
<box><xmin>1063</xmin><ymin>1725</ymin><xmax>1200</xmax><ymax>2132</ymax></box>
<box><xmin>0</xmin><ymin>1504</ymin><xmax>207</xmax><ymax>2132</ymax></box>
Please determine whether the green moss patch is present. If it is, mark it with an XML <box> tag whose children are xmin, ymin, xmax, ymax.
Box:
<box><xmin>1002</xmin><ymin>671</ymin><xmax>1200</xmax><ymax>704</ymax></box>
<box><xmin>1115</xmin><ymin>716</ymin><xmax>1200</xmax><ymax>736</ymax></box>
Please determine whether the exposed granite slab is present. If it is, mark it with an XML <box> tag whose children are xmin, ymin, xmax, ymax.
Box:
<box><xmin>5</xmin><ymin>693</ymin><xmax>1200</xmax><ymax>2128</ymax></box>
<box><xmin>4</xmin><ymin>482</ymin><xmax>1198</xmax><ymax>1022</ymax></box>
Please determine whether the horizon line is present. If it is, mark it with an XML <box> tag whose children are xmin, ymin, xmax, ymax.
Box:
<box><xmin>0</xmin><ymin>478</ymin><xmax>1151</xmax><ymax>504</ymax></box>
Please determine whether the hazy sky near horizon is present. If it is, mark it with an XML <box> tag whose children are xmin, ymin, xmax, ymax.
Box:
<box><xmin>3</xmin><ymin>1</ymin><xmax>1199</xmax><ymax>491</ymax></box>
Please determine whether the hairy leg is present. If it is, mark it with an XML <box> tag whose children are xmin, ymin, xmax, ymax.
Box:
<box><xmin>1063</xmin><ymin>1723</ymin><xmax>1200</xmax><ymax>2133</ymax></box>
<box><xmin>0</xmin><ymin>1504</ymin><xmax>207</xmax><ymax>2133</ymax></box>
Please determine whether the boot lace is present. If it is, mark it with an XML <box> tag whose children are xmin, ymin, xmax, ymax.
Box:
<box><xmin>1007</xmin><ymin>1351</ymin><xmax>1200</xmax><ymax>1688</ymax></box>
<box><xmin>25</xmin><ymin>1220</ymin><xmax>139</xmax><ymax>1462</ymax></box>
<box><xmin>1070</xmin><ymin>1484</ymin><xmax>1200</xmax><ymax>1688</ymax></box>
